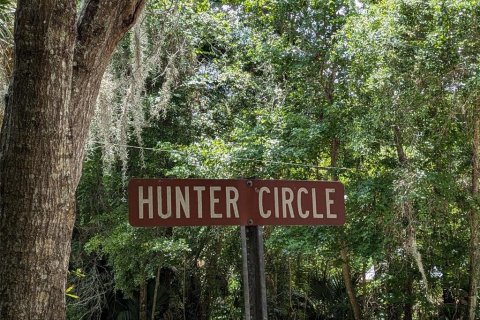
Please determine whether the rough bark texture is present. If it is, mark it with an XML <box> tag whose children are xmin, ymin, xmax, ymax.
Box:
<box><xmin>0</xmin><ymin>0</ymin><xmax>145</xmax><ymax>319</ymax></box>
<box><xmin>71</xmin><ymin>0</ymin><xmax>145</xmax><ymax>183</ymax></box>
<box><xmin>467</xmin><ymin>113</ymin><xmax>480</xmax><ymax>320</ymax></box>
<box><xmin>0</xmin><ymin>2</ymin><xmax>76</xmax><ymax>318</ymax></box>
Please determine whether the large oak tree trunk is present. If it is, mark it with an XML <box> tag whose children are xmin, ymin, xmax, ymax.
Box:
<box><xmin>0</xmin><ymin>2</ymin><xmax>77</xmax><ymax>318</ymax></box>
<box><xmin>0</xmin><ymin>1</ymin><xmax>145</xmax><ymax>319</ymax></box>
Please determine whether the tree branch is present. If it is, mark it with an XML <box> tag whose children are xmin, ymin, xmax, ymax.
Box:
<box><xmin>70</xmin><ymin>0</ymin><xmax>145</xmax><ymax>184</ymax></box>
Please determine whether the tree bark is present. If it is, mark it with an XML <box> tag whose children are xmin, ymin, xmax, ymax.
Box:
<box><xmin>0</xmin><ymin>2</ymin><xmax>76</xmax><ymax>318</ymax></box>
<box><xmin>139</xmin><ymin>282</ymin><xmax>148</xmax><ymax>320</ymax></box>
<box><xmin>340</xmin><ymin>243</ymin><xmax>362</xmax><ymax>320</ymax></box>
<box><xmin>403</xmin><ymin>270</ymin><xmax>413</xmax><ymax>320</ymax></box>
<box><xmin>151</xmin><ymin>266</ymin><xmax>162</xmax><ymax>320</ymax></box>
<box><xmin>467</xmin><ymin>112</ymin><xmax>480</xmax><ymax>320</ymax></box>
<box><xmin>70</xmin><ymin>0</ymin><xmax>145</xmax><ymax>184</ymax></box>
<box><xmin>393</xmin><ymin>125</ymin><xmax>432</xmax><ymax>305</ymax></box>
<box><xmin>330</xmin><ymin>139</ymin><xmax>362</xmax><ymax>320</ymax></box>
<box><xmin>0</xmin><ymin>1</ymin><xmax>145</xmax><ymax>319</ymax></box>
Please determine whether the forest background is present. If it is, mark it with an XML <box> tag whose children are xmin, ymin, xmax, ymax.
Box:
<box><xmin>1</xmin><ymin>0</ymin><xmax>479</xmax><ymax>319</ymax></box>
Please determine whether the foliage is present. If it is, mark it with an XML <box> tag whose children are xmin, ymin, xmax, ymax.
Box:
<box><xmin>66</xmin><ymin>0</ymin><xmax>480</xmax><ymax>319</ymax></box>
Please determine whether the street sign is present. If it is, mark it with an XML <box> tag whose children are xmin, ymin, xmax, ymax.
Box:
<box><xmin>128</xmin><ymin>179</ymin><xmax>345</xmax><ymax>227</ymax></box>
<box><xmin>128</xmin><ymin>178</ymin><xmax>346</xmax><ymax>320</ymax></box>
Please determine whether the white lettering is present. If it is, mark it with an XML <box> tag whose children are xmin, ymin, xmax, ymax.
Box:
<box><xmin>274</xmin><ymin>187</ymin><xmax>279</xmax><ymax>218</ymax></box>
<box><xmin>297</xmin><ymin>187</ymin><xmax>309</xmax><ymax>218</ymax></box>
<box><xmin>157</xmin><ymin>187</ymin><xmax>171</xmax><ymax>219</ymax></box>
<box><xmin>176</xmin><ymin>186</ymin><xmax>190</xmax><ymax>218</ymax></box>
<box><xmin>226</xmin><ymin>187</ymin><xmax>240</xmax><ymax>218</ymax></box>
<box><xmin>282</xmin><ymin>188</ymin><xmax>295</xmax><ymax>218</ymax></box>
<box><xmin>166</xmin><ymin>186</ymin><xmax>172</xmax><ymax>218</ymax></box>
<box><xmin>326</xmin><ymin>188</ymin><xmax>336</xmax><ymax>218</ymax></box>
<box><xmin>312</xmin><ymin>188</ymin><xmax>323</xmax><ymax>218</ymax></box>
<box><xmin>259</xmin><ymin>187</ymin><xmax>271</xmax><ymax>218</ymax></box>
<box><xmin>138</xmin><ymin>186</ymin><xmax>153</xmax><ymax>219</ymax></box>
<box><xmin>194</xmin><ymin>186</ymin><xmax>205</xmax><ymax>218</ymax></box>
<box><xmin>210</xmin><ymin>186</ymin><xmax>222</xmax><ymax>218</ymax></box>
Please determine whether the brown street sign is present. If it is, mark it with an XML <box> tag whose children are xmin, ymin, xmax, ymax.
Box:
<box><xmin>128</xmin><ymin>179</ymin><xmax>345</xmax><ymax>227</ymax></box>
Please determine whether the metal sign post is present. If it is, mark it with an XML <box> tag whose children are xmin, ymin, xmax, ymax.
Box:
<box><xmin>241</xmin><ymin>225</ymin><xmax>267</xmax><ymax>320</ymax></box>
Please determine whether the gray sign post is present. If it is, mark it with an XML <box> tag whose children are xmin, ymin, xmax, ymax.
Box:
<box><xmin>241</xmin><ymin>225</ymin><xmax>268</xmax><ymax>320</ymax></box>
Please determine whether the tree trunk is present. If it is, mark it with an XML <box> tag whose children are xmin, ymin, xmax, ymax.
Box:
<box><xmin>139</xmin><ymin>282</ymin><xmax>148</xmax><ymax>320</ymax></box>
<box><xmin>0</xmin><ymin>3</ymin><xmax>77</xmax><ymax>319</ymax></box>
<box><xmin>330</xmin><ymin>139</ymin><xmax>362</xmax><ymax>320</ymax></box>
<box><xmin>393</xmin><ymin>125</ymin><xmax>432</xmax><ymax>304</ymax></box>
<box><xmin>340</xmin><ymin>244</ymin><xmax>362</xmax><ymax>320</ymax></box>
<box><xmin>151</xmin><ymin>266</ymin><xmax>162</xmax><ymax>320</ymax></box>
<box><xmin>403</xmin><ymin>270</ymin><xmax>413</xmax><ymax>320</ymax></box>
<box><xmin>467</xmin><ymin>112</ymin><xmax>480</xmax><ymax>320</ymax></box>
<box><xmin>0</xmin><ymin>1</ymin><xmax>145</xmax><ymax>318</ymax></box>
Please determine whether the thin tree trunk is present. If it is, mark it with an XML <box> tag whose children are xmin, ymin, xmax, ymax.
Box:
<box><xmin>393</xmin><ymin>125</ymin><xmax>432</xmax><ymax>305</ymax></box>
<box><xmin>330</xmin><ymin>139</ymin><xmax>362</xmax><ymax>320</ymax></box>
<box><xmin>151</xmin><ymin>266</ymin><xmax>162</xmax><ymax>320</ymax></box>
<box><xmin>201</xmin><ymin>238</ymin><xmax>223</xmax><ymax>320</ymax></box>
<box><xmin>140</xmin><ymin>282</ymin><xmax>148</xmax><ymax>320</ymax></box>
<box><xmin>362</xmin><ymin>263</ymin><xmax>368</xmax><ymax>317</ymax></box>
<box><xmin>0</xmin><ymin>1</ymin><xmax>145</xmax><ymax>318</ymax></box>
<box><xmin>467</xmin><ymin>112</ymin><xmax>480</xmax><ymax>320</ymax></box>
<box><xmin>403</xmin><ymin>270</ymin><xmax>413</xmax><ymax>320</ymax></box>
<box><xmin>340</xmin><ymin>244</ymin><xmax>362</xmax><ymax>320</ymax></box>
